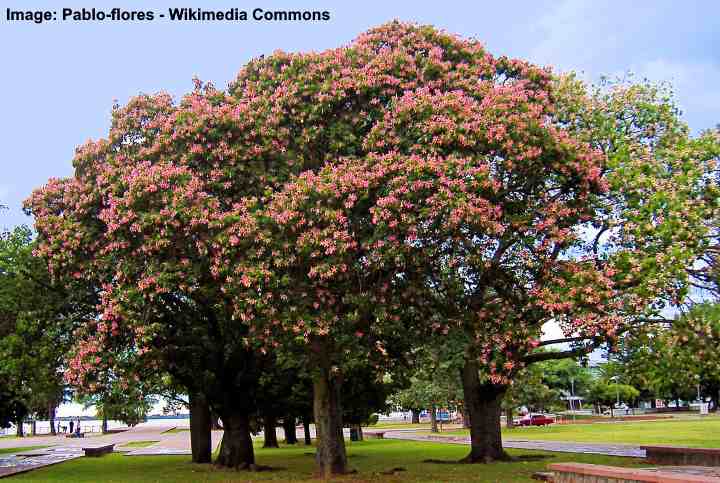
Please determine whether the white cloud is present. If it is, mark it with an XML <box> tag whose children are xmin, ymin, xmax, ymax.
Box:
<box><xmin>527</xmin><ymin>0</ymin><xmax>623</xmax><ymax>71</ymax></box>
<box><xmin>540</xmin><ymin>320</ymin><xmax>565</xmax><ymax>341</ymax></box>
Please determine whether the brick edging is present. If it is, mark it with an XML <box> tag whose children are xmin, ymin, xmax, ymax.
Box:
<box><xmin>549</xmin><ymin>463</ymin><xmax>720</xmax><ymax>482</ymax></box>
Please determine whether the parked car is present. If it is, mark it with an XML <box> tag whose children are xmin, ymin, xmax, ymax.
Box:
<box><xmin>419</xmin><ymin>410</ymin><xmax>452</xmax><ymax>422</ymax></box>
<box><xmin>516</xmin><ymin>414</ymin><xmax>555</xmax><ymax>426</ymax></box>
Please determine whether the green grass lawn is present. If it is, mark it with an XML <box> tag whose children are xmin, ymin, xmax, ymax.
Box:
<box><xmin>118</xmin><ymin>441</ymin><xmax>159</xmax><ymax>448</ymax></box>
<box><xmin>0</xmin><ymin>446</ymin><xmax>49</xmax><ymax>456</ymax></box>
<box><xmin>9</xmin><ymin>439</ymin><xmax>645</xmax><ymax>482</ymax></box>
<box><xmin>424</xmin><ymin>416</ymin><xmax>720</xmax><ymax>447</ymax></box>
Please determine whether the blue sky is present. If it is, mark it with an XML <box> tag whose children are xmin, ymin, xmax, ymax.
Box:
<box><xmin>1</xmin><ymin>1</ymin><xmax>719</xmax><ymax>229</ymax></box>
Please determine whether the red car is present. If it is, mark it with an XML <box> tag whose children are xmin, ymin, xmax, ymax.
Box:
<box><xmin>516</xmin><ymin>414</ymin><xmax>555</xmax><ymax>426</ymax></box>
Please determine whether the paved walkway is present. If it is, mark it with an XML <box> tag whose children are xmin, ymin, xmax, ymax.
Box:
<box><xmin>645</xmin><ymin>466</ymin><xmax>720</xmax><ymax>479</ymax></box>
<box><xmin>125</xmin><ymin>430</ymin><xmax>223</xmax><ymax>456</ymax></box>
<box><xmin>0</xmin><ymin>424</ymin><xmax>184</xmax><ymax>451</ymax></box>
<box><xmin>0</xmin><ymin>447</ymin><xmax>84</xmax><ymax>478</ymax></box>
<box><xmin>382</xmin><ymin>431</ymin><xmax>646</xmax><ymax>458</ymax></box>
<box><xmin>0</xmin><ymin>423</ymin><xmax>218</xmax><ymax>477</ymax></box>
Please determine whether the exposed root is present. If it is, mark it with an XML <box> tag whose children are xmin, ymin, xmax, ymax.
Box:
<box><xmin>314</xmin><ymin>468</ymin><xmax>358</xmax><ymax>478</ymax></box>
<box><xmin>379</xmin><ymin>466</ymin><xmax>407</xmax><ymax>475</ymax></box>
<box><xmin>214</xmin><ymin>461</ymin><xmax>276</xmax><ymax>472</ymax></box>
<box><xmin>458</xmin><ymin>451</ymin><xmax>514</xmax><ymax>464</ymax></box>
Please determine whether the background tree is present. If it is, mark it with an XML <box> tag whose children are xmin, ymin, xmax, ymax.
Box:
<box><xmin>586</xmin><ymin>381</ymin><xmax>640</xmax><ymax>417</ymax></box>
<box><xmin>504</xmin><ymin>365</ymin><xmax>559</xmax><ymax>427</ymax></box>
<box><xmin>78</xmin><ymin>381</ymin><xmax>156</xmax><ymax>432</ymax></box>
<box><xmin>620</xmin><ymin>303</ymin><xmax>720</xmax><ymax>410</ymax></box>
<box><xmin>341</xmin><ymin>365</ymin><xmax>401</xmax><ymax>440</ymax></box>
<box><xmin>390</xmin><ymin>343</ymin><xmax>463</xmax><ymax>431</ymax></box>
<box><xmin>0</xmin><ymin>225</ymin><xmax>77</xmax><ymax>436</ymax></box>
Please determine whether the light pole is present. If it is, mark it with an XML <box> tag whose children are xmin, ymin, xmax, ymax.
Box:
<box><xmin>610</xmin><ymin>376</ymin><xmax>620</xmax><ymax>417</ymax></box>
<box><xmin>570</xmin><ymin>378</ymin><xmax>576</xmax><ymax>423</ymax></box>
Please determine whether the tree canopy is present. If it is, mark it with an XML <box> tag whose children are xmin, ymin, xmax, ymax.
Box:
<box><xmin>21</xmin><ymin>21</ymin><xmax>720</xmax><ymax>474</ymax></box>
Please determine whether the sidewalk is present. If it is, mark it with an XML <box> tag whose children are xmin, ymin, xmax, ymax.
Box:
<box><xmin>383</xmin><ymin>431</ymin><xmax>646</xmax><ymax>458</ymax></box>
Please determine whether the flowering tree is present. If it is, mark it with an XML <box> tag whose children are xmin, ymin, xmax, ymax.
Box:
<box><xmin>213</xmin><ymin>21</ymin><xmax>600</xmax><ymax>472</ymax></box>
<box><xmin>26</xmin><ymin>20</ymin><xmax>718</xmax><ymax>474</ymax></box>
<box><xmin>224</xmin><ymin>73</ymin><xmax>717</xmax><ymax>467</ymax></box>
<box><xmin>25</xmin><ymin>88</ymin><xmax>277</xmax><ymax>467</ymax></box>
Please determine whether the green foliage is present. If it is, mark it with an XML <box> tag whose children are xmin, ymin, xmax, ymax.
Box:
<box><xmin>540</xmin><ymin>359</ymin><xmax>594</xmax><ymax>398</ymax></box>
<box><xmin>555</xmin><ymin>73</ymin><xmax>719</xmax><ymax>327</ymax></box>
<box><xmin>390</xmin><ymin>345</ymin><xmax>463</xmax><ymax>414</ymax></box>
<box><xmin>342</xmin><ymin>365</ymin><xmax>401</xmax><ymax>426</ymax></box>
<box><xmin>586</xmin><ymin>381</ymin><xmax>640</xmax><ymax>408</ymax></box>
<box><xmin>618</xmin><ymin>303</ymin><xmax>720</xmax><ymax>406</ymax></box>
<box><xmin>504</xmin><ymin>356</ymin><xmax>593</xmax><ymax>414</ymax></box>
<box><xmin>505</xmin><ymin>365</ymin><xmax>561</xmax><ymax>414</ymax></box>
<box><xmin>0</xmin><ymin>226</ymin><xmax>71</xmax><ymax>427</ymax></box>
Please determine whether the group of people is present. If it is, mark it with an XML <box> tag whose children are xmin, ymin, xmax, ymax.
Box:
<box><xmin>60</xmin><ymin>417</ymin><xmax>82</xmax><ymax>436</ymax></box>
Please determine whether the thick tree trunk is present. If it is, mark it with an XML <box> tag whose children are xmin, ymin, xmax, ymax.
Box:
<box><xmin>101</xmin><ymin>414</ymin><xmax>108</xmax><ymax>434</ymax></box>
<box><xmin>411</xmin><ymin>409</ymin><xmax>420</xmax><ymax>424</ymax></box>
<box><xmin>16</xmin><ymin>418</ymin><xmax>24</xmax><ymax>437</ymax></box>
<box><xmin>263</xmin><ymin>415</ymin><xmax>279</xmax><ymax>448</ymax></box>
<box><xmin>189</xmin><ymin>392</ymin><xmax>212</xmax><ymax>464</ymax></box>
<box><xmin>312</xmin><ymin>363</ymin><xmax>348</xmax><ymax>476</ymax></box>
<box><xmin>215</xmin><ymin>411</ymin><xmax>255</xmax><ymax>469</ymax></box>
<box><xmin>430</xmin><ymin>407</ymin><xmax>439</xmax><ymax>433</ymax></box>
<box><xmin>462</xmin><ymin>405</ymin><xmax>472</xmax><ymax>428</ymax></box>
<box><xmin>505</xmin><ymin>407</ymin><xmax>514</xmax><ymax>429</ymax></box>
<box><xmin>30</xmin><ymin>420</ymin><xmax>37</xmax><ymax>436</ymax></box>
<box><xmin>210</xmin><ymin>410</ymin><xmax>223</xmax><ymax>430</ymax></box>
<box><xmin>303</xmin><ymin>416</ymin><xmax>312</xmax><ymax>445</ymax></box>
<box><xmin>353</xmin><ymin>424</ymin><xmax>363</xmax><ymax>441</ymax></box>
<box><xmin>49</xmin><ymin>406</ymin><xmax>56</xmax><ymax>435</ymax></box>
<box><xmin>283</xmin><ymin>416</ymin><xmax>298</xmax><ymax>444</ymax></box>
<box><xmin>461</xmin><ymin>359</ymin><xmax>510</xmax><ymax>463</ymax></box>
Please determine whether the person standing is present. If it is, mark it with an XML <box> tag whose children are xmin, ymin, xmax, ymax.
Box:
<box><xmin>69</xmin><ymin>420</ymin><xmax>74</xmax><ymax>434</ymax></box>
<box><xmin>75</xmin><ymin>418</ymin><xmax>81</xmax><ymax>435</ymax></box>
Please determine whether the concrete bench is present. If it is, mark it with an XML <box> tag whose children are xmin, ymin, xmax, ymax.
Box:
<box><xmin>642</xmin><ymin>445</ymin><xmax>720</xmax><ymax>466</ymax></box>
<box><xmin>82</xmin><ymin>444</ymin><xmax>115</xmax><ymax>457</ymax></box>
<box><xmin>364</xmin><ymin>431</ymin><xmax>385</xmax><ymax>439</ymax></box>
<box><xmin>549</xmin><ymin>463</ymin><xmax>720</xmax><ymax>483</ymax></box>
